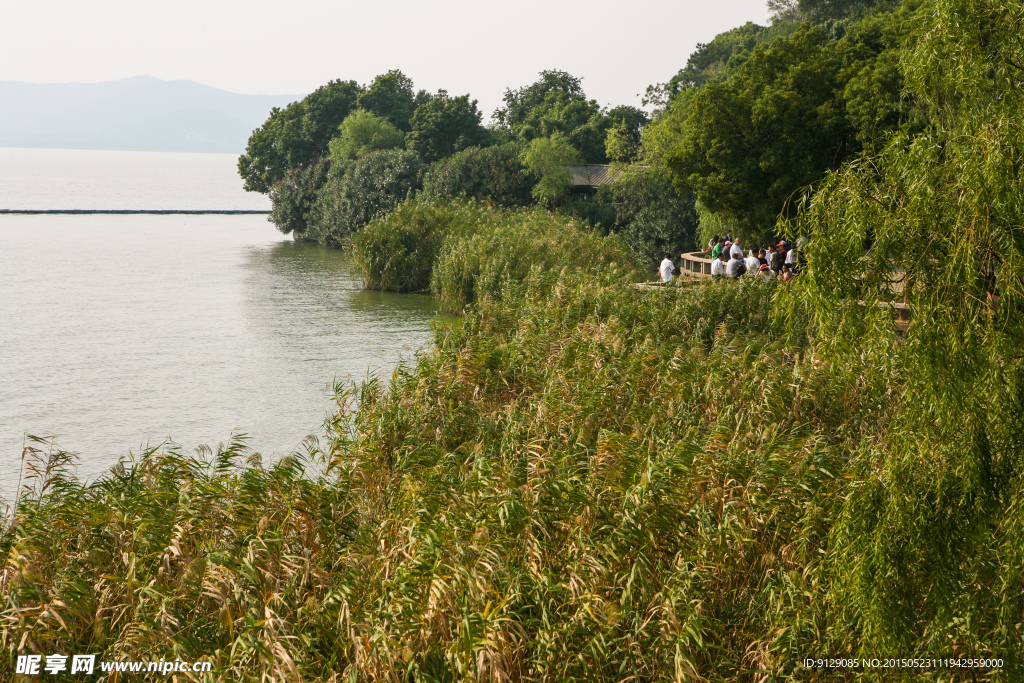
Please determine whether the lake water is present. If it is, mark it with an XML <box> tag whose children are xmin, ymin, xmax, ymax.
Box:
<box><xmin>0</xmin><ymin>148</ymin><xmax>438</xmax><ymax>503</ymax></box>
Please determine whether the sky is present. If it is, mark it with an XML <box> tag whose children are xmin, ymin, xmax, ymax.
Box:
<box><xmin>1</xmin><ymin>0</ymin><xmax>772</xmax><ymax>120</ymax></box>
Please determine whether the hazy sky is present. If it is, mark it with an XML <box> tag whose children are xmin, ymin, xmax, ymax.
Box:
<box><xmin>2</xmin><ymin>0</ymin><xmax>771</xmax><ymax>119</ymax></box>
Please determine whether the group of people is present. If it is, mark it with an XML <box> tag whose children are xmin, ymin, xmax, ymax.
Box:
<box><xmin>658</xmin><ymin>230</ymin><xmax>800</xmax><ymax>284</ymax></box>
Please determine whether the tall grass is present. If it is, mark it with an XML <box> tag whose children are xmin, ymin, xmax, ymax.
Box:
<box><xmin>352</xmin><ymin>198</ymin><xmax>641</xmax><ymax>313</ymax></box>
<box><xmin>6</xmin><ymin>264</ymin><xmax>1013</xmax><ymax>681</ymax></box>
<box><xmin>350</xmin><ymin>200</ymin><xmax>490</xmax><ymax>293</ymax></box>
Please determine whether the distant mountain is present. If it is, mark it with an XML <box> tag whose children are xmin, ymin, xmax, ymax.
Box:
<box><xmin>0</xmin><ymin>76</ymin><xmax>303</xmax><ymax>153</ymax></box>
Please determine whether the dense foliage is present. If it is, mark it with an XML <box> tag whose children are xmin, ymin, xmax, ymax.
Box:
<box><xmin>420</xmin><ymin>144</ymin><xmax>535</xmax><ymax>208</ymax></box>
<box><xmin>663</xmin><ymin>11</ymin><xmax>920</xmax><ymax>240</ymax></box>
<box><xmin>238</xmin><ymin>80</ymin><xmax>361</xmax><ymax>193</ymax></box>
<box><xmin>305</xmin><ymin>149</ymin><xmax>422</xmax><ymax>245</ymax></box>
<box><xmin>266</xmin><ymin>158</ymin><xmax>330</xmax><ymax>237</ymax></box>
<box><xmin>351</xmin><ymin>199</ymin><xmax>639</xmax><ymax>313</ymax></box>
<box><xmin>328</xmin><ymin>109</ymin><xmax>404</xmax><ymax>161</ymax></box>
<box><xmin>355</xmin><ymin>69</ymin><xmax>430</xmax><ymax>133</ymax></box>
<box><xmin>593</xmin><ymin>166</ymin><xmax>700</xmax><ymax>261</ymax></box>
<box><xmin>782</xmin><ymin>0</ymin><xmax>1024</xmax><ymax>656</ymax></box>
<box><xmin>248</xmin><ymin>68</ymin><xmax>670</xmax><ymax>259</ymax></box>
<box><xmin>406</xmin><ymin>92</ymin><xmax>489</xmax><ymax>164</ymax></box>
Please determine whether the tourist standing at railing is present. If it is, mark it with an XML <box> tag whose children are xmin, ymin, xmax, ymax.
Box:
<box><xmin>730</xmin><ymin>237</ymin><xmax>744</xmax><ymax>259</ymax></box>
<box><xmin>659</xmin><ymin>254</ymin><xmax>676</xmax><ymax>283</ymax></box>
<box><xmin>773</xmin><ymin>242</ymin><xmax>787</xmax><ymax>277</ymax></box>
<box><xmin>766</xmin><ymin>244</ymin><xmax>778</xmax><ymax>274</ymax></box>
<box><xmin>785</xmin><ymin>242</ymin><xmax>797</xmax><ymax>272</ymax></box>
<box><xmin>711</xmin><ymin>238</ymin><xmax>724</xmax><ymax>261</ymax></box>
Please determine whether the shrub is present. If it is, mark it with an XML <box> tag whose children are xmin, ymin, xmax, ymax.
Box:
<box><xmin>420</xmin><ymin>143</ymin><xmax>535</xmax><ymax>208</ymax></box>
<box><xmin>351</xmin><ymin>200</ymin><xmax>489</xmax><ymax>292</ymax></box>
<box><xmin>594</xmin><ymin>165</ymin><xmax>700</xmax><ymax>262</ymax></box>
<box><xmin>430</xmin><ymin>205</ymin><xmax>639</xmax><ymax>313</ymax></box>
<box><xmin>306</xmin><ymin>149</ymin><xmax>422</xmax><ymax>245</ymax></box>
<box><xmin>267</xmin><ymin>157</ymin><xmax>331</xmax><ymax>237</ymax></box>
<box><xmin>351</xmin><ymin>199</ymin><xmax>641</xmax><ymax>313</ymax></box>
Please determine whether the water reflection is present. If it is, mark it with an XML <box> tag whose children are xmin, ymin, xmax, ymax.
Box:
<box><xmin>240</xmin><ymin>240</ymin><xmax>438</xmax><ymax>379</ymax></box>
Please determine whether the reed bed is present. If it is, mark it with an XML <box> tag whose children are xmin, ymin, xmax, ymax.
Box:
<box><xmin>351</xmin><ymin>199</ymin><xmax>639</xmax><ymax>313</ymax></box>
<box><xmin>2</xmin><ymin>267</ymin><xmax>1019</xmax><ymax>681</ymax></box>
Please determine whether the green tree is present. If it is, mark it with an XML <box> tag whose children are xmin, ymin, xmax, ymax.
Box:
<box><xmin>798</xmin><ymin>0</ymin><xmax>890</xmax><ymax>23</ymax></box>
<box><xmin>604</xmin><ymin>106</ymin><xmax>649</xmax><ymax>163</ymax></box>
<box><xmin>644</xmin><ymin>22</ymin><xmax>799</xmax><ymax>109</ymax></box>
<box><xmin>665</xmin><ymin>25</ymin><xmax>864</xmax><ymax>238</ymax></box>
<box><xmin>521</xmin><ymin>134</ymin><xmax>581</xmax><ymax>207</ymax></box>
<box><xmin>329</xmin><ymin>110</ymin><xmax>404</xmax><ymax>161</ymax></box>
<box><xmin>406</xmin><ymin>91</ymin><xmax>489</xmax><ymax>164</ymax></box>
<box><xmin>420</xmin><ymin>143</ymin><xmax>535</xmax><ymax>208</ymax></box>
<box><xmin>494</xmin><ymin>69</ymin><xmax>586</xmax><ymax>129</ymax></box>
<box><xmin>356</xmin><ymin>69</ymin><xmax>420</xmax><ymax>132</ymax></box>
<box><xmin>238</xmin><ymin>80</ymin><xmax>362</xmax><ymax>193</ymax></box>
<box><xmin>306</xmin><ymin>149</ymin><xmax>422</xmax><ymax>245</ymax></box>
<box><xmin>267</xmin><ymin>157</ymin><xmax>331</xmax><ymax>237</ymax></box>
<box><xmin>514</xmin><ymin>91</ymin><xmax>610</xmax><ymax>164</ymax></box>
<box><xmin>594</xmin><ymin>166</ymin><xmax>699</xmax><ymax>261</ymax></box>
<box><xmin>783</xmin><ymin>0</ymin><xmax>1024</xmax><ymax>660</ymax></box>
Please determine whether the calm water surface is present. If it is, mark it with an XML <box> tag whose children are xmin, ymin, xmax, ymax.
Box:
<box><xmin>0</xmin><ymin>149</ymin><xmax>437</xmax><ymax>501</ymax></box>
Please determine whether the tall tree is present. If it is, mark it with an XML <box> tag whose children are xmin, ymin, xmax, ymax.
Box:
<box><xmin>521</xmin><ymin>133</ymin><xmax>582</xmax><ymax>207</ymax></box>
<box><xmin>406</xmin><ymin>92</ymin><xmax>489</xmax><ymax>164</ymax></box>
<box><xmin>238</xmin><ymin>80</ymin><xmax>361</xmax><ymax>193</ymax></box>
<box><xmin>514</xmin><ymin>92</ymin><xmax>611</xmax><ymax>164</ymax></box>
<box><xmin>494</xmin><ymin>70</ymin><xmax>587</xmax><ymax>129</ymax></box>
<box><xmin>604</xmin><ymin>105</ymin><xmax>649</xmax><ymax>163</ymax></box>
<box><xmin>356</xmin><ymin>70</ymin><xmax>419</xmax><ymax>132</ymax></box>
<box><xmin>665</xmin><ymin>25</ymin><xmax>869</xmax><ymax>237</ymax></box>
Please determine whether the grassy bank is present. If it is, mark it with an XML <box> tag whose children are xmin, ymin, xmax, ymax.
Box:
<box><xmin>3</xmin><ymin>256</ymin><xmax>1019</xmax><ymax>680</ymax></box>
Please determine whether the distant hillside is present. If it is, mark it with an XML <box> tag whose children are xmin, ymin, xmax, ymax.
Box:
<box><xmin>0</xmin><ymin>76</ymin><xmax>303</xmax><ymax>153</ymax></box>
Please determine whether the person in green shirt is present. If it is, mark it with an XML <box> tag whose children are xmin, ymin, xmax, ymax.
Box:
<box><xmin>710</xmin><ymin>238</ymin><xmax>723</xmax><ymax>260</ymax></box>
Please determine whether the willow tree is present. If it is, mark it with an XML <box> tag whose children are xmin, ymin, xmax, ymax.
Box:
<box><xmin>786</xmin><ymin>0</ymin><xmax>1024</xmax><ymax>664</ymax></box>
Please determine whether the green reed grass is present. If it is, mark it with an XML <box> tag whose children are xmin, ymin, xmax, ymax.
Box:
<box><xmin>6</xmin><ymin>264</ymin><xmax>1014</xmax><ymax>681</ymax></box>
<box><xmin>351</xmin><ymin>199</ymin><xmax>641</xmax><ymax>313</ymax></box>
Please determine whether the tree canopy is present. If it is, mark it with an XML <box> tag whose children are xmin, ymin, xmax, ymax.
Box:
<box><xmin>406</xmin><ymin>92</ymin><xmax>489</xmax><ymax>164</ymax></box>
<box><xmin>493</xmin><ymin>70</ymin><xmax>586</xmax><ymax>130</ymax></box>
<box><xmin>329</xmin><ymin>110</ymin><xmax>405</xmax><ymax>161</ymax></box>
<box><xmin>521</xmin><ymin>133</ymin><xmax>582</xmax><ymax>207</ymax></box>
<box><xmin>420</xmin><ymin>143</ymin><xmax>535</xmax><ymax>208</ymax></box>
<box><xmin>661</xmin><ymin>5</ymin><xmax>918</xmax><ymax>241</ymax></box>
<box><xmin>355</xmin><ymin>69</ymin><xmax>429</xmax><ymax>133</ymax></box>
<box><xmin>238</xmin><ymin>79</ymin><xmax>361</xmax><ymax>193</ymax></box>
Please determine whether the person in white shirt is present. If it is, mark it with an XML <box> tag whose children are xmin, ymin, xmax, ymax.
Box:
<box><xmin>710</xmin><ymin>252</ymin><xmax>727</xmax><ymax>276</ymax></box>
<box><xmin>745</xmin><ymin>249</ymin><xmax>760</xmax><ymax>276</ymax></box>
<box><xmin>659</xmin><ymin>254</ymin><xmax>676</xmax><ymax>283</ymax></box>
<box><xmin>730</xmin><ymin>237</ymin><xmax>744</xmax><ymax>259</ymax></box>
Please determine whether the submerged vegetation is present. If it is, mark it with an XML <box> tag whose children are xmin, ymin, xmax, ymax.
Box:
<box><xmin>5</xmin><ymin>0</ymin><xmax>1024</xmax><ymax>680</ymax></box>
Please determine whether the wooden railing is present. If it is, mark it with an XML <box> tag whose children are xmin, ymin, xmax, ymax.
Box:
<box><xmin>678</xmin><ymin>251</ymin><xmax>715</xmax><ymax>277</ymax></box>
